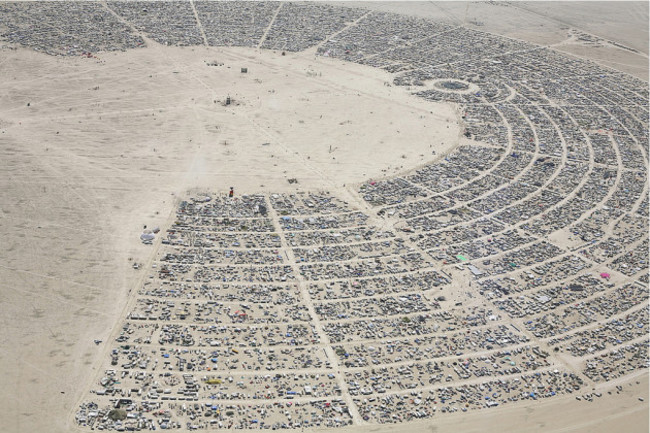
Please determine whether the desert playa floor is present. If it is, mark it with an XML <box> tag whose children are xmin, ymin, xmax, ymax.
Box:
<box><xmin>0</xmin><ymin>41</ymin><xmax>463</xmax><ymax>433</ymax></box>
<box><xmin>0</xmin><ymin>2</ymin><xmax>647</xmax><ymax>433</ymax></box>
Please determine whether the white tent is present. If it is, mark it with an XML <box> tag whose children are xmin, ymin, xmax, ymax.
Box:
<box><xmin>140</xmin><ymin>230</ymin><xmax>155</xmax><ymax>241</ymax></box>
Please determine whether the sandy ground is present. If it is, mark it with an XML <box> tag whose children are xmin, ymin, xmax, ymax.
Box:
<box><xmin>0</xmin><ymin>2</ymin><xmax>647</xmax><ymax>433</ymax></box>
<box><xmin>0</xmin><ymin>43</ymin><xmax>460</xmax><ymax>433</ymax></box>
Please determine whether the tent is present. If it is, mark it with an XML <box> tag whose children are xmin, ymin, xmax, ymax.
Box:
<box><xmin>140</xmin><ymin>230</ymin><xmax>155</xmax><ymax>241</ymax></box>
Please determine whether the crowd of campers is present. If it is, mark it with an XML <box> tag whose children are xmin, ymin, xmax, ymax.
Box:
<box><xmin>8</xmin><ymin>1</ymin><xmax>644</xmax><ymax>429</ymax></box>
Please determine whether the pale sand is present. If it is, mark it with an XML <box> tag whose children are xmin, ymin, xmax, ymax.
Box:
<box><xmin>0</xmin><ymin>2</ymin><xmax>647</xmax><ymax>433</ymax></box>
<box><xmin>0</xmin><ymin>43</ymin><xmax>460</xmax><ymax>433</ymax></box>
